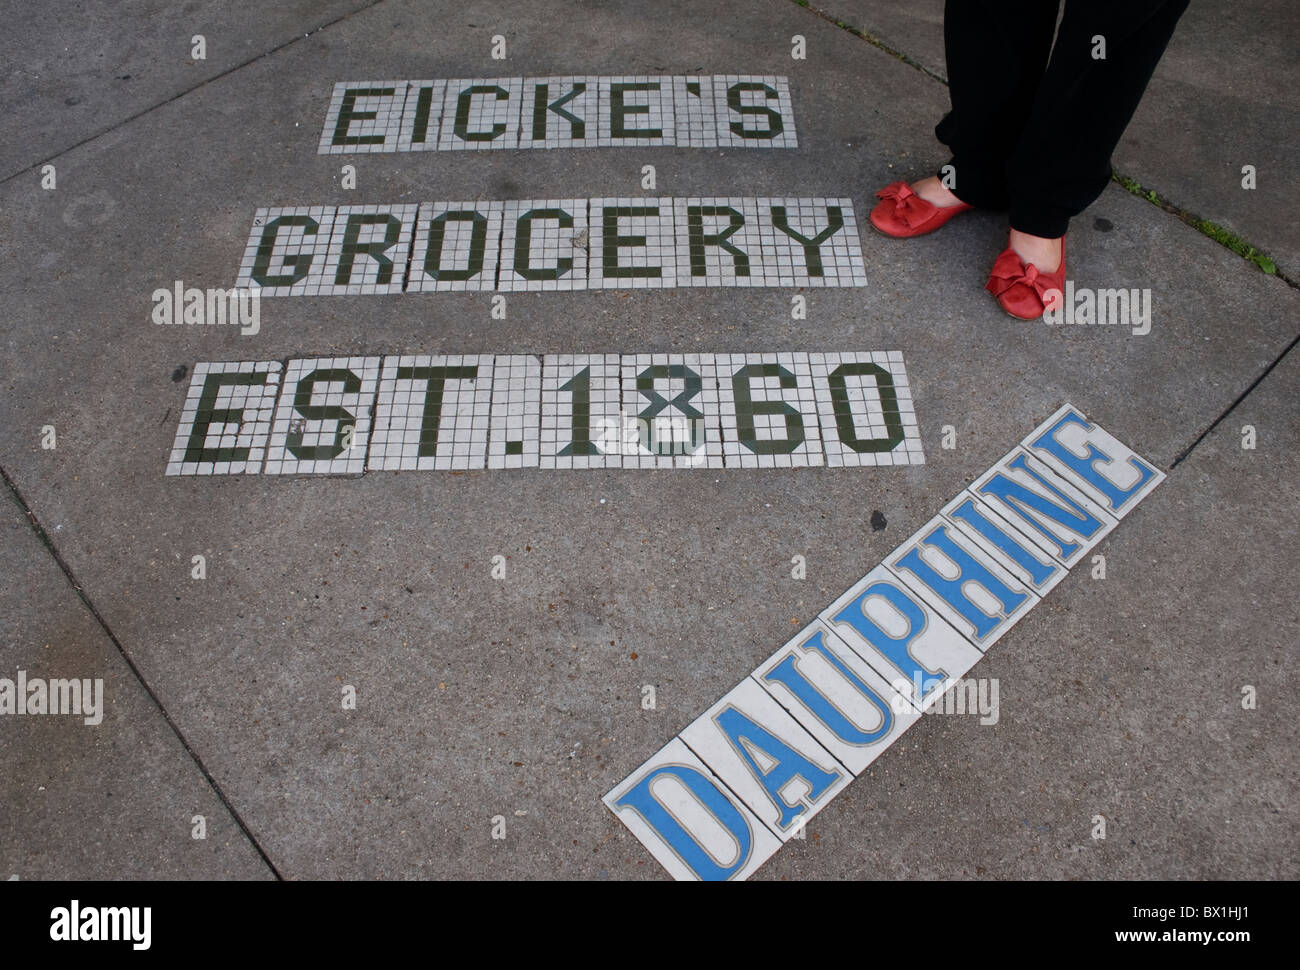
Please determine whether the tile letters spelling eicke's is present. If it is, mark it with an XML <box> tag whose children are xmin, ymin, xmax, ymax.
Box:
<box><xmin>604</xmin><ymin>404</ymin><xmax>1165</xmax><ymax>879</ymax></box>
<box><xmin>319</xmin><ymin>76</ymin><xmax>797</xmax><ymax>153</ymax></box>
<box><xmin>165</xmin><ymin>353</ymin><xmax>921</xmax><ymax>476</ymax></box>
<box><xmin>236</xmin><ymin>198</ymin><xmax>866</xmax><ymax>294</ymax></box>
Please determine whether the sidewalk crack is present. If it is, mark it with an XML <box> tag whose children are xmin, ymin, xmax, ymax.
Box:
<box><xmin>0</xmin><ymin>463</ymin><xmax>285</xmax><ymax>880</ymax></box>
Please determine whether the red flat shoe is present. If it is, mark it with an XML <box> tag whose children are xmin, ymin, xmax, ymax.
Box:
<box><xmin>869</xmin><ymin>181</ymin><xmax>973</xmax><ymax>237</ymax></box>
<box><xmin>985</xmin><ymin>234</ymin><xmax>1067</xmax><ymax>320</ymax></box>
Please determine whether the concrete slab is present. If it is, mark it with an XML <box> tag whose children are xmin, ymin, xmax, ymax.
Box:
<box><xmin>0</xmin><ymin>486</ymin><xmax>274</xmax><ymax>879</ymax></box>
<box><xmin>0</xmin><ymin>0</ymin><xmax>376</xmax><ymax>180</ymax></box>
<box><xmin>1116</xmin><ymin>0</ymin><xmax>1300</xmax><ymax>275</ymax></box>
<box><xmin>0</xmin><ymin>0</ymin><xmax>1294</xmax><ymax>878</ymax></box>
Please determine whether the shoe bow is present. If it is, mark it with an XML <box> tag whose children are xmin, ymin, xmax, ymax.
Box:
<box><xmin>985</xmin><ymin>248</ymin><xmax>1060</xmax><ymax>308</ymax></box>
<box><xmin>874</xmin><ymin>181</ymin><xmax>935</xmax><ymax>229</ymax></box>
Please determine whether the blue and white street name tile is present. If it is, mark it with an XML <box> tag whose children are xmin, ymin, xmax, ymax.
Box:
<box><xmin>601</xmin><ymin>737</ymin><xmax>782</xmax><ymax>881</ymax></box>
<box><xmin>678</xmin><ymin>678</ymin><xmax>853</xmax><ymax>842</ymax></box>
<box><xmin>968</xmin><ymin>448</ymin><xmax>1118</xmax><ymax>568</ymax></box>
<box><xmin>821</xmin><ymin>563</ymin><xmax>987</xmax><ymax>708</ymax></box>
<box><xmin>605</xmin><ymin>403</ymin><xmax>1165</xmax><ymax>880</ymax></box>
<box><xmin>1021</xmin><ymin>404</ymin><xmax>1165</xmax><ymax>520</ymax></box>
<box><xmin>751</xmin><ymin>620</ymin><xmax>921</xmax><ymax>776</ymax></box>
<box><xmin>883</xmin><ymin>514</ymin><xmax>1042</xmax><ymax>652</ymax></box>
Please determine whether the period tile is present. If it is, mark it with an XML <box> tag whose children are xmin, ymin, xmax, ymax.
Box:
<box><xmin>487</xmin><ymin>355</ymin><xmax>543</xmax><ymax>470</ymax></box>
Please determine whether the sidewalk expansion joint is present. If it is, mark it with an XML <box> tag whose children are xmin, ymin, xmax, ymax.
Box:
<box><xmin>0</xmin><ymin>462</ymin><xmax>285</xmax><ymax>880</ymax></box>
<box><xmin>790</xmin><ymin>0</ymin><xmax>948</xmax><ymax>85</ymax></box>
<box><xmin>1170</xmin><ymin>330</ymin><xmax>1300</xmax><ymax>469</ymax></box>
<box><xmin>0</xmin><ymin>0</ymin><xmax>387</xmax><ymax>188</ymax></box>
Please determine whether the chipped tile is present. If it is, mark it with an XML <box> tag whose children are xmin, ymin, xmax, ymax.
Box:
<box><xmin>264</xmin><ymin>357</ymin><xmax>381</xmax><ymax>476</ymax></box>
<box><xmin>497</xmin><ymin>200</ymin><xmax>589</xmax><ymax>291</ymax></box>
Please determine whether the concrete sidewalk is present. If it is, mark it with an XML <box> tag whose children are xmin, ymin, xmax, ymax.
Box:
<box><xmin>1</xmin><ymin>0</ymin><xmax>1295</xmax><ymax>880</ymax></box>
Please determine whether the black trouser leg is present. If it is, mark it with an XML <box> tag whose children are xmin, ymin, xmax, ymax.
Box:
<box><xmin>936</xmin><ymin>0</ymin><xmax>1190</xmax><ymax>237</ymax></box>
<box><xmin>1007</xmin><ymin>0</ymin><xmax>1190</xmax><ymax>237</ymax></box>
<box><xmin>935</xmin><ymin>0</ymin><xmax>1060</xmax><ymax>210</ymax></box>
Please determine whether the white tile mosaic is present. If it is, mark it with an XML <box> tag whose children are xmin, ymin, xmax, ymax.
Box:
<box><xmin>165</xmin><ymin>361</ymin><xmax>282</xmax><ymax>476</ymax></box>
<box><xmin>236</xmin><ymin>207</ymin><xmax>338</xmax><ymax>296</ymax></box>
<box><xmin>263</xmin><ymin>357</ymin><xmax>381</xmax><ymax>476</ymax></box>
<box><xmin>318</xmin><ymin>81</ymin><xmax>409</xmax><ymax>154</ymax></box>
<box><xmin>809</xmin><ymin>351</ymin><xmax>925</xmax><ymax>467</ymax></box>
<box><xmin>715</xmin><ymin>353</ymin><xmax>825</xmax><ymax>468</ymax></box>
<box><xmin>367</xmin><ymin>355</ymin><xmax>493</xmax><ymax>470</ymax></box>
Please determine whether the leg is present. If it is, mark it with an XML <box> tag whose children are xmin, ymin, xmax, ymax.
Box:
<box><xmin>1006</xmin><ymin>0</ymin><xmax>1191</xmax><ymax>238</ymax></box>
<box><xmin>931</xmin><ymin>0</ymin><xmax>1061</xmax><ymax>209</ymax></box>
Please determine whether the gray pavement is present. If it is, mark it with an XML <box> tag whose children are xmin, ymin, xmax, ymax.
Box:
<box><xmin>0</xmin><ymin>0</ymin><xmax>1295</xmax><ymax>880</ymax></box>
<box><xmin>0</xmin><ymin>483</ymin><xmax>274</xmax><ymax>879</ymax></box>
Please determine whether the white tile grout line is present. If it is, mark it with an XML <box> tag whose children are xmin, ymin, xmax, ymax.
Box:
<box><xmin>602</xmin><ymin>403</ymin><xmax>1166</xmax><ymax>880</ymax></box>
<box><xmin>164</xmin><ymin>352</ymin><xmax>922</xmax><ymax>476</ymax></box>
<box><xmin>234</xmin><ymin>198</ymin><xmax>867</xmax><ymax>294</ymax></box>
<box><xmin>318</xmin><ymin>76</ymin><xmax>798</xmax><ymax>153</ymax></box>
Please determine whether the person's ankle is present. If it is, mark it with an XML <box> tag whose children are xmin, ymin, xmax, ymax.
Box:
<box><xmin>912</xmin><ymin>176</ymin><xmax>965</xmax><ymax>209</ymax></box>
<box><xmin>1008</xmin><ymin>228</ymin><xmax>1063</xmax><ymax>273</ymax></box>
